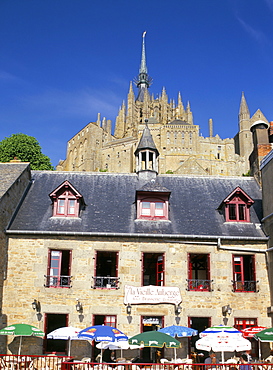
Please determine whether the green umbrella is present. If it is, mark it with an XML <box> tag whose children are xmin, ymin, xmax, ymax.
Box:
<box><xmin>0</xmin><ymin>323</ymin><xmax>45</xmax><ymax>355</ymax></box>
<box><xmin>254</xmin><ymin>327</ymin><xmax>273</xmax><ymax>342</ymax></box>
<box><xmin>129</xmin><ymin>331</ymin><xmax>180</xmax><ymax>348</ymax></box>
<box><xmin>254</xmin><ymin>328</ymin><xmax>273</xmax><ymax>360</ymax></box>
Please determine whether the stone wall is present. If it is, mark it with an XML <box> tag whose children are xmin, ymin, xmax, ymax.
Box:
<box><xmin>1</xmin><ymin>235</ymin><xmax>271</xmax><ymax>357</ymax></box>
<box><xmin>0</xmin><ymin>163</ymin><xmax>31</xmax><ymax>336</ymax></box>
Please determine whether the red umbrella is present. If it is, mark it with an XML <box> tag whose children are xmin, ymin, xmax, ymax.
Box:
<box><xmin>240</xmin><ymin>326</ymin><xmax>267</xmax><ymax>338</ymax></box>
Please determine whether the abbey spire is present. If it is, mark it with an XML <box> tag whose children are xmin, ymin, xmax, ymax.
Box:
<box><xmin>239</xmin><ymin>91</ymin><xmax>250</xmax><ymax>121</ymax></box>
<box><xmin>135</xmin><ymin>31</ymin><xmax>152</xmax><ymax>102</ymax></box>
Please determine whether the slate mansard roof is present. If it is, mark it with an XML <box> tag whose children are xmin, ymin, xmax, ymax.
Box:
<box><xmin>7</xmin><ymin>171</ymin><xmax>266</xmax><ymax>239</ymax></box>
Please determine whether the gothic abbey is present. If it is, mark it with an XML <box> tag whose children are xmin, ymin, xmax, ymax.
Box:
<box><xmin>57</xmin><ymin>34</ymin><xmax>271</xmax><ymax>177</ymax></box>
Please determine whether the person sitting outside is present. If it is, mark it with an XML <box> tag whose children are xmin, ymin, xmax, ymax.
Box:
<box><xmin>239</xmin><ymin>354</ymin><xmax>251</xmax><ymax>370</ymax></box>
<box><xmin>204</xmin><ymin>352</ymin><xmax>217</xmax><ymax>368</ymax></box>
<box><xmin>102</xmin><ymin>348</ymin><xmax>116</xmax><ymax>363</ymax></box>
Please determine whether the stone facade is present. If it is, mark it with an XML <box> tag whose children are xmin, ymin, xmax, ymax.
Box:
<box><xmin>0</xmin><ymin>162</ymin><xmax>31</xmax><ymax>330</ymax></box>
<box><xmin>261</xmin><ymin>151</ymin><xmax>273</xmax><ymax>309</ymax></box>
<box><xmin>1</xmin><ymin>235</ymin><xmax>271</xmax><ymax>358</ymax></box>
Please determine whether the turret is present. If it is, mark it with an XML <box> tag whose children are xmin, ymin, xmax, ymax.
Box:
<box><xmin>249</xmin><ymin>120</ymin><xmax>271</xmax><ymax>184</ymax></box>
<box><xmin>135</xmin><ymin>122</ymin><xmax>159</xmax><ymax>181</ymax></box>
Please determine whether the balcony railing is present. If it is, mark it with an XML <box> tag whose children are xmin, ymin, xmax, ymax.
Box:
<box><xmin>44</xmin><ymin>275</ymin><xmax>72</xmax><ymax>288</ymax></box>
<box><xmin>186</xmin><ymin>279</ymin><xmax>213</xmax><ymax>291</ymax></box>
<box><xmin>92</xmin><ymin>276</ymin><xmax>120</xmax><ymax>289</ymax></box>
<box><xmin>232</xmin><ymin>280</ymin><xmax>258</xmax><ymax>292</ymax></box>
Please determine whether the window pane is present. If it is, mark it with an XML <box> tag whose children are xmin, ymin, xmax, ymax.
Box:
<box><xmin>104</xmin><ymin>315</ymin><xmax>116</xmax><ymax>327</ymax></box>
<box><xmin>58</xmin><ymin>199</ymin><xmax>65</xmax><ymax>214</ymax></box>
<box><xmin>228</xmin><ymin>204</ymin><xmax>236</xmax><ymax>220</ymax></box>
<box><xmin>141</xmin><ymin>202</ymin><xmax>151</xmax><ymax>215</ymax></box>
<box><xmin>155</xmin><ymin>202</ymin><xmax>164</xmax><ymax>216</ymax></box>
<box><xmin>68</xmin><ymin>199</ymin><xmax>76</xmax><ymax>214</ymax></box>
<box><xmin>238</xmin><ymin>204</ymin><xmax>246</xmax><ymax>220</ymax></box>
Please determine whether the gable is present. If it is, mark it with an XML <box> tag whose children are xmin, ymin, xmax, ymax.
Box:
<box><xmin>174</xmin><ymin>157</ymin><xmax>208</xmax><ymax>175</ymax></box>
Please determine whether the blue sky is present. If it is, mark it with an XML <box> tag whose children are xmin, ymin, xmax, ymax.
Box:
<box><xmin>1</xmin><ymin>0</ymin><xmax>273</xmax><ymax>168</ymax></box>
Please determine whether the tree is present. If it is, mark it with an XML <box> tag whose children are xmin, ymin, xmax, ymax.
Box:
<box><xmin>0</xmin><ymin>133</ymin><xmax>54</xmax><ymax>170</ymax></box>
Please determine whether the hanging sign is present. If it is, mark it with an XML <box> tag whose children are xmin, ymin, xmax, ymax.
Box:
<box><xmin>124</xmin><ymin>285</ymin><xmax>182</xmax><ymax>305</ymax></box>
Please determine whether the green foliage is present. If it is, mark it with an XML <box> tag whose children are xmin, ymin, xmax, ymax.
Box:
<box><xmin>166</xmin><ymin>170</ymin><xmax>174</xmax><ymax>174</ymax></box>
<box><xmin>242</xmin><ymin>170</ymin><xmax>251</xmax><ymax>177</ymax></box>
<box><xmin>0</xmin><ymin>133</ymin><xmax>54</xmax><ymax>170</ymax></box>
<box><xmin>99</xmin><ymin>168</ymin><xmax>108</xmax><ymax>172</ymax></box>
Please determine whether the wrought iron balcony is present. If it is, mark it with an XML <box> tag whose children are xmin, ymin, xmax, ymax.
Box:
<box><xmin>232</xmin><ymin>280</ymin><xmax>258</xmax><ymax>292</ymax></box>
<box><xmin>44</xmin><ymin>275</ymin><xmax>72</xmax><ymax>288</ymax></box>
<box><xmin>186</xmin><ymin>279</ymin><xmax>213</xmax><ymax>291</ymax></box>
<box><xmin>92</xmin><ymin>276</ymin><xmax>120</xmax><ymax>289</ymax></box>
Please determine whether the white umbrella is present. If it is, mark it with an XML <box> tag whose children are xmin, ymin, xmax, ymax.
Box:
<box><xmin>96</xmin><ymin>340</ymin><xmax>130</xmax><ymax>350</ymax></box>
<box><xmin>96</xmin><ymin>339</ymin><xmax>141</xmax><ymax>359</ymax></box>
<box><xmin>196</xmin><ymin>333</ymin><xmax>251</xmax><ymax>363</ymax></box>
<box><xmin>47</xmin><ymin>326</ymin><xmax>82</xmax><ymax>356</ymax></box>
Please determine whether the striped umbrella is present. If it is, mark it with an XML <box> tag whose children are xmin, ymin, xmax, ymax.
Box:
<box><xmin>200</xmin><ymin>325</ymin><xmax>242</xmax><ymax>338</ymax></box>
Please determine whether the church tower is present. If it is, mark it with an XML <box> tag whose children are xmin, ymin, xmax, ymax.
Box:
<box><xmin>236</xmin><ymin>92</ymin><xmax>252</xmax><ymax>159</ymax></box>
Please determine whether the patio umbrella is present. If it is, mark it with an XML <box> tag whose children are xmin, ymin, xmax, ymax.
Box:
<box><xmin>254</xmin><ymin>327</ymin><xmax>273</xmax><ymax>342</ymax></box>
<box><xmin>254</xmin><ymin>327</ymin><xmax>273</xmax><ymax>360</ymax></box>
<box><xmin>158</xmin><ymin>325</ymin><xmax>198</xmax><ymax>338</ymax></box>
<box><xmin>200</xmin><ymin>325</ymin><xmax>242</xmax><ymax>338</ymax></box>
<box><xmin>129</xmin><ymin>331</ymin><xmax>180</xmax><ymax>348</ymax></box>
<box><xmin>196</xmin><ymin>332</ymin><xmax>251</xmax><ymax>363</ymax></box>
<box><xmin>78</xmin><ymin>325</ymin><xmax>128</xmax><ymax>362</ymax></box>
<box><xmin>158</xmin><ymin>325</ymin><xmax>198</xmax><ymax>360</ymax></box>
<box><xmin>96</xmin><ymin>339</ymin><xmax>141</xmax><ymax>358</ymax></box>
<box><xmin>96</xmin><ymin>340</ymin><xmax>130</xmax><ymax>350</ymax></box>
<box><xmin>241</xmin><ymin>326</ymin><xmax>267</xmax><ymax>338</ymax></box>
<box><xmin>47</xmin><ymin>326</ymin><xmax>82</xmax><ymax>356</ymax></box>
<box><xmin>0</xmin><ymin>323</ymin><xmax>44</xmax><ymax>355</ymax></box>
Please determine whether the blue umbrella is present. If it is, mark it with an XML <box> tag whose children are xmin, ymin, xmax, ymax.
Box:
<box><xmin>78</xmin><ymin>325</ymin><xmax>128</xmax><ymax>342</ymax></box>
<box><xmin>78</xmin><ymin>325</ymin><xmax>128</xmax><ymax>363</ymax></box>
<box><xmin>158</xmin><ymin>326</ymin><xmax>197</xmax><ymax>361</ymax></box>
<box><xmin>158</xmin><ymin>325</ymin><xmax>198</xmax><ymax>338</ymax></box>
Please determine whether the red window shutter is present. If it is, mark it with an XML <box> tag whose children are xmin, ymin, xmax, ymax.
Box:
<box><xmin>251</xmin><ymin>255</ymin><xmax>256</xmax><ymax>282</ymax></box>
<box><xmin>188</xmin><ymin>254</ymin><xmax>193</xmax><ymax>280</ymax></box>
<box><xmin>47</xmin><ymin>250</ymin><xmax>51</xmax><ymax>277</ymax></box>
<box><xmin>156</xmin><ymin>254</ymin><xmax>164</xmax><ymax>286</ymax></box>
<box><xmin>94</xmin><ymin>250</ymin><xmax>98</xmax><ymax>277</ymax></box>
<box><xmin>68</xmin><ymin>250</ymin><xmax>72</xmax><ymax>277</ymax></box>
<box><xmin>141</xmin><ymin>252</ymin><xmax>144</xmax><ymax>286</ymax></box>
<box><xmin>207</xmin><ymin>254</ymin><xmax>211</xmax><ymax>280</ymax></box>
<box><xmin>115</xmin><ymin>252</ymin><xmax>119</xmax><ymax>278</ymax></box>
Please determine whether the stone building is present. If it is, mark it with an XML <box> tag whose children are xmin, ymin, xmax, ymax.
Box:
<box><xmin>0</xmin><ymin>162</ymin><xmax>31</xmax><ymax>329</ymax></box>
<box><xmin>57</xmin><ymin>33</ymin><xmax>272</xmax><ymax>178</ymax></box>
<box><xmin>1</xmin><ymin>129</ymin><xmax>271</xmax><ymax>360</ymax></box>
<box><xmin>260</xmin><ymin>150</ymin><xmax>273</xmax><ymax>309</ymax></box>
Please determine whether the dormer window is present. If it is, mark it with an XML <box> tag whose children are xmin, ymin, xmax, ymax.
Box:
<box><xmin>137</xmin><ymin>193</ymin><xmax>169</xmax><ymax>220</ymax></box>
<box><xmin>220</xmin><ymin>187</ymin><xmax>254</xmax><ymax>223</ymax></box>
<box><xmin>49</xmin><ymin>180</ymin><xmax>84</xmax><ymax>218</ymax></box>
<box><xmin>57</xmin><ymin>194</ymin><xmax>77</xmax><ymax>216</ymax></box>
<box><xmin>140</xmin><ymin>199</ymin><xmax>166</xmax><ymax>218</ymax></box>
